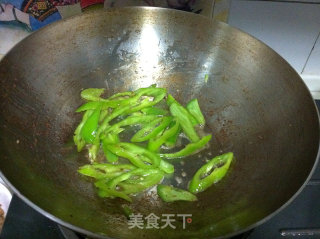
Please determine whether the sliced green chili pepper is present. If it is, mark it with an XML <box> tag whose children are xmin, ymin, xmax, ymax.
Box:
<box><xmin>77</xmin><ymin>94</ymin><xmax>140</xmax><ymax>111</ymax></box>
<box><xmin>189</xmin><ymin>152</ymin><xmax>234</xmax><ymax>194</ymax></box>
<box><xmin>135</xmin><ymin>86</ymin><xmax>166</xmax><ymax>98</ymax></box>
<box><xmin>75</xmin><ymin>86</ymin><xmax>227</xmax><ymax>204</ymax></box>
<box><xmin>166</xmin><ymin>94</ymin><xmax>178</xmax><ymax>106</ymax></box>
<box><xmin>99</xmin><ymin>109</ymin><xmax>109</xmax><ymax>123</ymax></box>
<box><xmin>167</xmin><ymin>94</ymin><xmax>197</xmax><ymax>126</ymax></box>
<box><xmin>161</xmin><ymin>135</ymin><xmax>212</xmax><ymax>159</ymax></box>
<box><xmin>159</xmin><ymin>160</ymin><xmax>175</xmax><ymax>174</ymax></box>
<box><xmin>81</xmin><ymin>88</ymin><xmax>105</xmax><ymax>101</ymax></box>
<box><xmin>148</xmin><ymin>119</ymin><xmax>180</xmax><ymax>152</ymax></box>
<box><xmin>136</xmin><ymin>154</ymin><xmax>174</xmax><ymax>174</ymax></box>
<box><xmin>100</xmin><ymin>128</ymin><xmax>124</xmax><ymax>140</ymax></box>
<box><xmin>129</xmin><ymin>112</ymin><xmax>144</xmax><ymax>117</ymax></box>
<box><xmin>186</xmin><ymin>99</ymin><xmax>205</xmax><ymax>125</ymax></box>
<box><xmin>88</xmin><ymin>142</ymin><xmax>99</xmax><ymax>162</ymax></box>
<box><xmin>98</xmin><ymin>87</ymin><xmax>166</xmax><ymax>134</ymax></box>
<box><xmin>105</xmin><ymin>115</ymin><xmax>158</xmax><ymax>135</ymax></box>
<box><xmin>169</xmin><ymin>102</ymin><xmax>200</xmax><ymax>143</ymax></box>
<box><xmin>102</xmin><ymin>144</ymin><xmax>118</xmax><ymax>162</ymax></box>
<box><xmin>157</xmin><ymin>185</ymin><xmax>197</xmax><ymax>202</ymax></box>
<box><xmin>98</xmin><ymin>103</ymin><xmax>137</xmax><ymax>135</ymax></box>
<box><xmin>108</xmin><ymin>91</ymin><xmax>135</xmax><ymax>100</ymax></box>
<box><xmin>76</xmin><ymin>101</ymin><xmax>119</xmax><ymax>112</ymax></box>
<box><xmin>78</xmin><ymin>90</ymin><xmax>138</xmax><ymax>111</ymax></box>
<box><xmin>127</xmin><ymin>87</ymin><xmax>167</xmax><ymax>113</ymax></box>
<box><xmin>73</xmin><ymin>110</ymin><xmax>93</xmax><ymax>152</ymax></box>
<box><xmin>106</xmin><ymin>168</ymin><xmax>162</xmax><ymax>189</ymax></box>
<box><xmin>164</xmin><ymin>125</ymin><xmax>181</xmax><ymax>148</ymax></box>
<box><xmin>102</xmin><ymin>133</ymin><xmax>119</xmax><ymax>144</ymax></box>
<box><xmin>81</xmin><ymin>106</ymin><xmax>101</xmax><ymax>144</ymax></box>
<box><xmin>106</xmin><ymin>143</ymin><xmax>161</xmax><ymax>168</ymax></box>
<box><xmin>131</xmin><ymin>116</ymin><xmax>172</xmax><ymax>143</ymax></box>
<box><xmin>141</xmin><ymin>107</ymin><xmax>169</xmax><ymax>116</ymax></box>
<box><xmin>78</xmin><ymin>163</ymin><xmax>136</xmax><ymax>180</ymax></box>
<box><xmin>95</xmin><ymin>168</ymin><xmax>163</xmax><ymax>197</ymax></box>
<box><xmin>118</xmin><ymin>171</ymin><xmax>163</xmax><ymax>194</ymax></box>
<box><xmin>76</xmin><ymin>101</ymin><xmax>101</xmax><ymax>112</ymax></box>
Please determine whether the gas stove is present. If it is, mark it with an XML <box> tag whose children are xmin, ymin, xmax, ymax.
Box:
<box><xmin>1</xmin><ymin>102</ymin><xmax>320</xmax><ymax>239</ymax></box>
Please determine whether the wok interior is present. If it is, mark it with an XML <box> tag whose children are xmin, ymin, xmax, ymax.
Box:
<box><xmin>0</xmin><ymin>8</ymin><xmax>319</xmax><ymax>238</ymax></box>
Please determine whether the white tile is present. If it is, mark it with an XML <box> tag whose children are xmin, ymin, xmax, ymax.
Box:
<box><xmin>303</xmin><ymin>33</ymin><xmax>320</xmax><ymax>75</ymax></box>
<box><xmin>228</xmin><ymin>0</ymin><xmax>320</xmax><ymax>73</ymax></box>
<box><xmin>0</xmin><ymin>25</ymin><xmax>30</xmax><ymax>55</ymax></box>
<box><xmin>56</xmin><ymin>3</ymin><xmax>81</xmax><ymax>19</ymax></box>
<box><xmin>311</xmin><ymin>91</ymin><xmax>320</xmax><ymax>99</ymax></box>
<box><xmin>300</xmin><ymin>74</ymin><xmax>320</xmax><ymax>91</ymax></box>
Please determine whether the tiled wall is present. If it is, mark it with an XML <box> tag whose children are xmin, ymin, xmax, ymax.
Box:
<box><xmin>228</xmin><ymin>0</ymin><xmax>320</xmax><ymax>97</ymax></box>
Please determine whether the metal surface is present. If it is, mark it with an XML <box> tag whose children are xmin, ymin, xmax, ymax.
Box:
<box><xmin>0</xmin><ymin>7</ymin><xmax>319</xmax><ymax>239</ymax></box>
<box><xmin>280</xmin><ymin>229</ymin><xmax>320</xmax><ymax>237</ymax></box>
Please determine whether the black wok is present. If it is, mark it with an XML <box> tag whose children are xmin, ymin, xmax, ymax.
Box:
<box><xmin>0</xmin><ymin>7</ymin><xmax>319</xmax><ymax>239</ymax></box>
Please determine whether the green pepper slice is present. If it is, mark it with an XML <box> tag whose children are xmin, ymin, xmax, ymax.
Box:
<box><xmin>164</xmin><ymin>125</ymin><xmax>181</xmax><ymax>148</ymax></box>
<box><xmin>186</xmin><ymin>99</ymin><xmax>205</xmax><ymax>125</ymax></box>
<box><xmin>189</xmin><ymin>152</ymin><xmax>234</xmax><ymax>193</ymax></box>
<box><xmin>108</xmin><ymin>91</ymin><xmax>135</xmax><ymax>100</ymax></box>
<box><xmin>166</xmin><ymin>94</ymin><xmax>178</xmax><ymax>106</ymax></box>
<box><xmin>127</xmin><ymin>87</ymin><xmax>167</xmax><ymax>113</ymax></box>
<box><xmin>73</xmin><ymin>110</ymin><xmax>93</xmax><ymax>152</ymax></box>
<box><xmin>102</xmin><ymin>144</ymin><xmax>118</xmax><ymax>162</ymax></box>
<box><xmin>81</xmin><ymin>88</ymin><xmax>105</xmax><ymax>101</ymax></box>
<box><xmin>159</xmin><ymin>160</ymin><xmax>175</xmax><ymax>174</ymax></box>
<box><xmin>118</xmin><ymin>171</ymin><xmax>163</xmax><ymax>194</ymax></box>
<box><xmin>160</xmin><ymin>135</ymin><xmax>212</xmax><ymax>159</ymax></box>
<box><xmin>81</xmin><ymin>106</ymin><xmax>101</xmax><ymax>144</ymax></box>
<box><xmin>78</xmin><ymin>163</ymin><xmax>136</xmax><ymax>180</ymax></box>
<box><xmin>169</xmin><ymin>103</ymin><xmax>199</xmax><ymax>143</ymax></box>
<box><xmin>88</xmin><ymin>141</ymin><xmax>100</xmax><ymax>162</ymax></box>
<box><xmin>141</xmin><ymin>107</ymin><xmax>169</xmax><ymax>116</ymax></box>
<box><xmin>99</xmin><ymin>109</ymin><xmax>109</xmax><ymax>123</ymax></box>
<box><xmin>98</xmin><ymin>87</ymin><xmax>166</xmax><ymax>134</ymax></box>
<box><xmin>131</xmin><ymin>116</ymin><xmax>172</xmax><ymax>143</ymax></box>
<box><xmin>97</xmin><ymin>103</ymin><xmax>137</xmax><ymax>135</ymax></box>
<box><xmin>167</xmin><ymin>94</ymin><xmax>197</xmax><ymax>126</ymax></box>
<box><xmin>148</xmin><ymin>119</ymin><xmax>180</xmax><ymax>152</ymax></box>
<box><xmin>105</xmin><ymin>168</ymin><xmax>162</xmax><ymax>189</ymax></box>
<box><xmin>105</xmin><ymin>115</ymin><xmax>158</xmax><ymax>135</ymax></box>
<box><xmin>157</xmin><ymin>185</ymin><xmax>197</xmax><ymax>202</ymax></box>
<box><xmin>106</xmin><ymin>143</ymin><xmax>161</xmax><ymax>168</ymax></box>
<box><xmin>76</xmin><ymin>101</ymin><xmax>118</xmax><ymax>112</ymax></box>
<box><xmin>101</xmin><ymin>133</ymin><xmax>120</xmax><ymax>162</ymax></box>
<box><xmin>95</xmin><ymin>168</ymin><xmax>163</xmax><ymax>198</ymax></box>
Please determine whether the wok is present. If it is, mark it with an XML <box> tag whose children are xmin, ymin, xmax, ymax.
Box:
<box><xmin>0</xmin><ymin>7</ymin><xmax>319</xmax><ymax>239</ymax></box>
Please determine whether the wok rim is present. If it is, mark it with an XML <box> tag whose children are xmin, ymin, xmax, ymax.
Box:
<box><xmin>0</xmin><ymin>6</ymin><xmax>319</xmax><ymax>239</ymax></box>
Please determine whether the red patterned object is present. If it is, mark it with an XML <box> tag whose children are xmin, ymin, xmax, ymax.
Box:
<box><xmin>22</xmin><ymin>0</ymin><xmax>58</xmax><ymax>21</ymax></box>
<box><xmin>50</xmin><ymin>0</ymin><xmax>79</xmax><ymax>6</ymax></box>
<box><xmin>80</xmin><ymin>0</ymin><xmax>103</xmax><ymax>9</ymax></box>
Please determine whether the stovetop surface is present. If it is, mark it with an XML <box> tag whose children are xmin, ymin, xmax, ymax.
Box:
<box><xmin>1</xmin><ymin>101</ymin><xmax>320</xmax><ymax>239</ymax></box>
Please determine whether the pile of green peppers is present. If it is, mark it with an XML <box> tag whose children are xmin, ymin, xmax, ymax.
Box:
<box><xmin>74</xmin><ymin>85</ymin><xmax>233</xmax><ymax>203</ymax></box>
